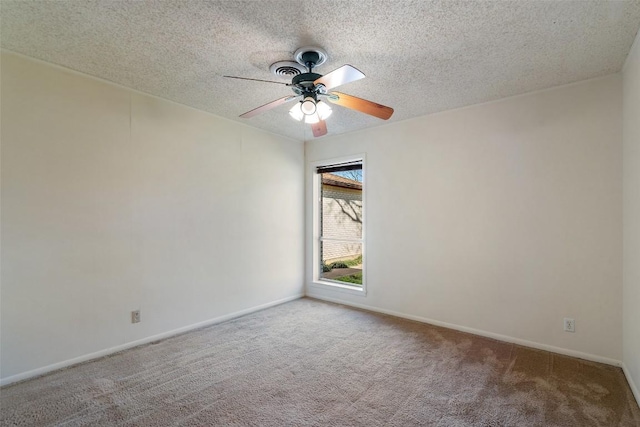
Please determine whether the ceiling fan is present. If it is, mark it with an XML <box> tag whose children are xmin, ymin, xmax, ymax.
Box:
<box><xmin>224</xmin><ymin>47</ymin><xmax>394</xmax><ymax>137</ymax></box>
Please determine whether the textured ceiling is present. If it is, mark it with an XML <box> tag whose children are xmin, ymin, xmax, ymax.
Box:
<box><xmin>2</xmin><ymin>1</ymin><xmax>640</xmax><ymax>141</ymax></box>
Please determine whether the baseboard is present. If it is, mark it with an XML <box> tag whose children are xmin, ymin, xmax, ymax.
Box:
<box><xmin>622</xmin><ymin>363</ymin><xmax>640</xmax><ymax>407</ymax></box>
<box><xmin>0</xmin><ymin>293</ymin><xmax>304</xmax><ymax>387</ymax></box>
<box><xmin>306</xmin><ymin>292</ymin><xmax>623</xmax><ymax>367</ymax></box>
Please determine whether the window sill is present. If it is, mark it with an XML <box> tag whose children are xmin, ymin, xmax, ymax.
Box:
<box><xmin>310</xmin><ymin>280</ymin><xmax>367</xmax><ymax>296</ymax></box>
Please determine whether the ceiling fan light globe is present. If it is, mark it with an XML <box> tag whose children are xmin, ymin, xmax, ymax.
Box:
<box><xmin>301</xmin><ymin>97</ymin><xmax>317</xmax><ymax>115</ymax></box>
<box><xmin>316</xmin><ymin>101</ymin><xmax>332</xmax><ymax>120</ymax></box>
<box><xmin>289</xmin><ymin>103</ymin><xmax>304</xmax><ymax>121</ymax></box>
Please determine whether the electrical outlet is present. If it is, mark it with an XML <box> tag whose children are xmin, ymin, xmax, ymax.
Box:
<box><xmin>131</xmin><ymin>310</ymin><xmax>140</xmax><ymax>324</ymax></box>
<box><xmin>564</xmin><ymin>317</ymin><xmax>575</xmax><ymax>333</ymax></box>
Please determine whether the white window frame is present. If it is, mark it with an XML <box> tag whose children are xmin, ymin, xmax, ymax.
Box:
<box><xmin>310</xmin><ymin>154</ymin><xmax>366</xmax><ymax>296</ymax></box>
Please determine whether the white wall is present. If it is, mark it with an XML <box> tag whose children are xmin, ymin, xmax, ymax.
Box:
<box><xmin>306</xmin><ymin>75</ymin><xmax>623</xmax><ymax>362</ymax></box>
<box><xmin>623</xmin><ymin>31</ymin><xmax>640</xmax><ymax>401</ymax></box>
<box><xmin>0</xmin><ymin>52</ymin><xmax>304</xmax><ymax>382</ymax></box>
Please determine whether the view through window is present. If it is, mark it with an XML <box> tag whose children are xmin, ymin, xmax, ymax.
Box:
<box><xmin>318</xmin><ymin>161</ymin><xmax>363</xmax><ymax>287</ymax></box>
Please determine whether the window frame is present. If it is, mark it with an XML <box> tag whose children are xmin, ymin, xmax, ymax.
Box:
<box><xmin>310</xmin><ymin>154</ymin><xmax>366</xmax><ymax>295</ymax></box>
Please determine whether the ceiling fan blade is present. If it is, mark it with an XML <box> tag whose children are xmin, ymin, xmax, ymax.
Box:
<box><xmin>224</xmin><ymin>75</ymin><xmax>290</xmax><ymax>85</ymax></box>
<box><xmin>327</xmin><ymin>92</ymin><xmax>394</xmax><ymax>120</ymax></box>
<box><xmin>314</xmin><ymin>65</ymin><xmax>365</xmax><ymax>91</ymax></box>
<box><xmin>311</xmin><ymin>119</ymin><xmax>327</xmax><ymax>137</ymax></box>
<box><xmin>239</xmin><ymin>95</ymin><xmax>300</xmax><ymax>118</ymax></box>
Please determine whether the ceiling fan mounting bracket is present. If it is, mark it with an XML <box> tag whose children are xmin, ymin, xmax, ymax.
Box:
<box><xmin>294</xmin><ymin>46</ymin><xmax>328</xmax><ymax>69</ymax></box>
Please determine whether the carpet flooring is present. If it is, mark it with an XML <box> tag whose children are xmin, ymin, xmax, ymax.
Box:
<box><xmin>1</xmin><ymin>298</ymin><xmax>639</xmax><ymax>426</ymax></box>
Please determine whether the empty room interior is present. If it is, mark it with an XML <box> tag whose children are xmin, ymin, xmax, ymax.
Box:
<box><xmin>2</xmin><ymin>1</ymin><xmax>640</xmax><ymax>425</ymax></box>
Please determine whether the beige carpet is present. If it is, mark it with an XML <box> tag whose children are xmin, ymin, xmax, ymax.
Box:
<box><xmin>1</xmin><ymin>298</ymin><xmax>639</xmax><ymax>426</ymax></box>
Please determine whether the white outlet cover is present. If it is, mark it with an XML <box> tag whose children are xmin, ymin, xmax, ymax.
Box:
<box><xmin>564</xmin><ymin>318</ymin><xmax>575</xmax><ymax>332</ymax></box>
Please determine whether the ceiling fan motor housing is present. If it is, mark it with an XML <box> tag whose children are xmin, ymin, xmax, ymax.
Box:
<box><xmin>291</xmin><ymin>72</ymin><xmax>322</xmax><ymax>97</ymax></box>
<box><xmin>292</xmin><ymin>72</ymin><xmax>322</xmax><ymax>86</ymax></box>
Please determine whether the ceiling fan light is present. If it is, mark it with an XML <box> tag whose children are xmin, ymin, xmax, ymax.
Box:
<box><xmin>289</xmin><ymin>103</ymin><xmax>304</xmax><ymax>121</ymax></box>
<box><xmin>316</xmin><ymin>100</ymin><xmax>332</xmax><ymax>120</ymax></box>
<box><xmin>304</xmin><ymin>112</ymin><xmax>320</xmax><ymax>124</ymax></box>
<box><xmin>301</xmin><ymin>97</ymin><xmax>316</xmax><ymax>115</ymax></box>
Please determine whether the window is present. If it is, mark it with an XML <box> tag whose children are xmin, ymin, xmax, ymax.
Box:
<box><xmin>314</xmin><ymin>158</ymin><xmax>364</xmax><ymax>291</ymax></box>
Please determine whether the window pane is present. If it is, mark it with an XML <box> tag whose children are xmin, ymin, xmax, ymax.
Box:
<box><xmin>321</xmin><ymin>172</ymin><xmax>362</xmax><ymax>239</ymax></box>
<box><xmin>320</xmin><ymin>241</ymin><xmax>363</xmax><ymax>286</ymax></box>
